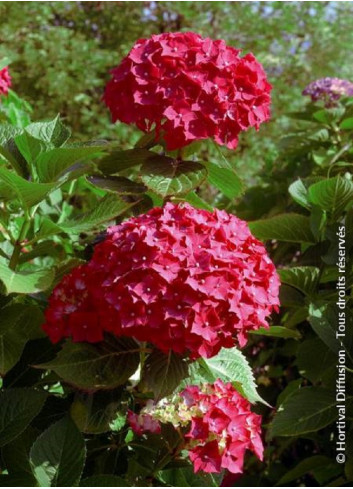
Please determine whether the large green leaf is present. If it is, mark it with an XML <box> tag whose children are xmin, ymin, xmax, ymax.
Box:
<box><xmin>0</xmin><ymin>303</ymin><xmax>45</xmax><ymax>375</ymax></box>
<box><xmin>250</xmin><ymin>325</ymin><xmax>301</xmax><ymax>339</ymax></box>
<box><xmin>25</xmin><ymin>116</ymin><xmax>71</xmax><ymax>147</ymax></box>
<box><xmin>36</xmin><ymin>338</ymin><xmax>140</xmax><ymax>391</ymax></box>
<box><xmin>206</xmin><ymin>162</ymin><xmax>243</xmax><ymax>199</ymax></box>
<box><xmin>97</xmin><ymin>148</ymin><xmax>159</xmax><ymax>175</ymax></box>
<box><xmin>30</xmin><ymin>416</ymin><xmax>86</xmax><ymax>487</ymax></box>
<box><xmin>190</xmin><ymin>347</ymin><xmax>267</xmax><ymax>405</ymax></box>
<box><xmin>249</xmin><ymin>214</ymin><xmax>315</xmax><ymax>244</ymax></box>
<box><xmin>36</xmin><ymin>146</ymin><xmax>103</xmax><ymax>182</ymax></box>
<box><xmin>0</xmin><ymin>262</ymin><xmax>54</xmax><ymax>295</ymax></box>
<box><xmin>89</xmin><ymin>175</ymin><xmax>147</xmax><ymax>195</ymax></box>
<box><xmin>276</xmin><ymin>456</ymin><xmax>337</xmax><ymax>486</ymax></box>
<box><xmin>308</xmin><ymin>302</ymin><xmax>353</xmax><ymax>363</ymax></box>
<box><xmin>59</xmin><ymin>194</ymin><xmax>136</xmax><ymax>234</ymax></box>
<box><xmin>140</xmin><ymin>158</ymin><xmax>207</xmax><ymax>198</ymax></box>
<box><xmin>141</xmin><ymin>350</ymin><xmax>189</xmax><ymax>400</ymax></box>
<box><xmin>288</xmin><ymin>179</ymin><xmax>311</xmax><ymax>209</ymax></box>
<box><xmin>278</xmin><ymin>266</ymin><xmax>320</xmax><ymax>296</ymax></box>
<box><xmin>0</xmin><ymin>388</ymin><xmax>47</xmax><ymax>447</ymax></box>
<box><xmin>271</xmin><ymin>387</ymin><xmax>337</xmax><ymax>437</ymax></box>
<box><xmin>14</xmin><ymin>131</ymin><xmax>47</xmax><ymax>165</ymax></box>
<box><xmin>80</xmin><ymin>475</ymin><xmax>129</xmax><ymax>487</ymax></box>
<box><xmin>296</xmin><ymin>338</ymin><xmax>336</xmax><ymax>383</ymax></box>
<box><xmin>2</xmin><ymin>427</ymin><xmax>38</xmax><ymax>481</ymax></box>
<box><xmin>308</xmin><ymin>176</ymin><xmax>353</xmax><ymax>218</ymax></box>
<box><xmin>0</xmin><ymin>166</ymin><xmax>55</xmax><ymax>208</ymax></box>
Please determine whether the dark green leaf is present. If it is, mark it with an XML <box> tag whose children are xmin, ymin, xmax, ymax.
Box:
<box><xmin>278</xmin><ymin>266</ymin><xmax>320</xmax><ymax>296</ymax></box>
<box><xmin>158</xmin><ymin>466</ymin><xmax>222</xmax><ymax>487</ymax></box>
<box><xmin>276</xmin><ymin>456</ymin><xmax>336</xmax><ymax>486</ymax></box>
<box><xmin>30</xmin><ymin>416</ymin><xmax>86</xmax><ymax>487</ymax></box>
<box><xmin>36</xmin><ymin>338</ymin><xmax>140</xmax><ymax>391</ymax></box>
<box><xmin>249</xmin><ymin>214</ymin><xmax>315</xmax><ymax>244</ymax></box>
<box><xmin>207</xmin><ymin>162</ymin><xmax>243</xmax><ymax>199</ymax></box>
<box><xmin>308</xmin><ymin>176</ymin><xmax>353</xmax><ymax>218</ymax></box>
<box><xmin>288</xmin><ymin>179</ymin><xmax>311</xmax><ymax>209</ymax></box>
<box><xmin>98</xmin><ymin>148</ymin><xmax>158</xmax><ymax>175</ymax></box>
<box><xmin>59</xmin><ymin>194</ymin><xmax>137</xmax><ymax>234</ymax></box>
<box><xmin>140</xmin><ymin>158</ymin><xmax>207</xmax><ymax>198</ymax></box>
<box><xmin>0</xmin><ymin>388</ymin><xmax>47</xmax><ymax>447</ymax></box>
<box><xmin>0</xmin><ymin>303</ymin><xmax>45</xmax><ymax>375</ymax></box>
<box><xmin>89</xmin><ymin>175</ymin><xmax>147</xmax><ymax>195</ymax></box>
<box><xmin>0</xmin><ymin>166</ymin><xmax>55</xmax><ymax>208</ymax></box>
<box><xmin>296</xmin><ymin>338</ymin><xmax>336</xmax><ymax>383</ymax></box>
<box><xmin>36</xmin><ymin>146</ymin><xmax>103</xmax><ymax>182</ymax></box>
<box><xmin>141</xmin><ymin>350</ymin><xmax>189</xmax><ymax>400</ymax></box>
<box><xmin>80</xmin><ymin>475</ymin><xmax>129</xmax><ymax>487</ymax></box>
<box><xmin>250</xmin><ymin>326</ymin><xmax>301</xmax><ymax>339</ymax></box>
<box><xmin>0</xmin><ymin>262</ymin><xmax>54</xmax><ymax>295</ymax></box>
<box><xmin>271</xmin><ymin>387</ymin><xmax>337</xmax><ymax>437</ymax></box>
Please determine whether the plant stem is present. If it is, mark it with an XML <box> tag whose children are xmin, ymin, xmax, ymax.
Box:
<box><xmin>8</xmin><ymin>217</ymin><xmax>31</xmax><ymax>271</ymax></box>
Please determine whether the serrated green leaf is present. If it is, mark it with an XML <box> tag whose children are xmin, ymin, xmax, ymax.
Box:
<box><xmin>36</xmin><ymin>338</ymin><xmax>140</xmax><ymax>391</ymax></box>
<box><xmin>182</xmin><ymin>191</ymin><xmax>213</xmax><ymax>211</ymax></box>
<box><xmin>97</xmin><ymin>148</ymin><xmax>158</xmax><ymax>175</ymax></box>
<box><xmin>30</xmin><ymin>416</ymin><xmax>86</xmax><ymax>487</ymax></box>
<box><xmin>2</xmin><ymin>427</ymin><xmax>38</xmax><ymax>480</ymax></box>
<box><xmin>25</xmin><ymin>116</ymin><xmax>71</xmax><ymax>147</ymax></box>
<box><xmin>140</xmin><ymin>158</ymin><xmax>207</xmax><ymax>198</ymax></box>
<box><xmin>190</xmin><ymin>347</ymin><xmax>267</xmax><ymax>405</ymax></box>
<box><xmin>59</xmin><ymin>194</ymin><xmax>136</xmax><ymax>234</ymax></box>
<box><xmin>0</xmin><ymin>388</ymin><xmax>47</xmax><ymax>447</ymax></box>
<box><xmin>36</xmin><ymin>146</ymin><xmax>103</xmax><ymax>182</ymax></box>
<box><xmin>308</xmin><ymin>176</ymin><xmax>353</xmax><ymax>218</ymax></box>
<box><xmin>89</xmin><ymin>175</ymin><xmax>147</xmax><ymax>195</ymax></box>
<box><xmin>296</xmin><ymin>338</ymin><xmax>336</xmax><ymax>383</ymax></box>
<box><xmin>0</xmin><ymin>166</ymin><xmax>55</xmax><ymax>207</ymax></box>
<box><xmin>141</xmin><ymin>350</ymin><xmax>189</xmax><ymax>400</ymax></box>
<box><xmin>249</xmin><ymin>214</ymin><xmax>315</xmax><ymax>243</ymax></box>
<box><xmin>271</xmin><ymin>387</ymin><xmax>336</xmax><ymax>437</ymax></box>
<box><xmin>278</xmin><ymin>266</ymin><xmax>320</xmax><ymax>296</ymax></box>
<box><xmin>0</xmin><ymin>262</ymin><xmax>54</xmax><ymax>294</ymax></box>
<box><xmin>250</xmin><ymin>326</ymin><xmax>301</xmax><ymax>339</ymax></box>
<box><xmin>207</xmin><ymin>162</ymin><xmax>243</xmax><ymax>199</ymax></box>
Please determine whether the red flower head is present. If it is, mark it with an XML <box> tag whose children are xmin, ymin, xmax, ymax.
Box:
<box><xmin>104</xmin><ymin>32</ymin><xmax>271</xmax><ymax>150</ymax></box>
<box><xmin>127</xmin><ymin>410</ymin><xmax>161</xmax><ymax>436</ymax></box>
<box><xmin>43</xmin><ymin>203</ymin><xmax>279</xmax><ymax>358</ymax></box>
<box><xmin>0</xmin><ymin>66</ymin><xmax>11</xmax><ymax>97</ymax></box>
<box><xmin>181</xmin><ymin>380</ymin><xmax>263</xmax><ymax>474</ymax></box>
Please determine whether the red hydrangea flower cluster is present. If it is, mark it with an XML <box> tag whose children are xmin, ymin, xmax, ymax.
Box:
<box><xmin>181</xmin><ymin>380</ymin><xmax>263</xmax><ymax>474</ymax></box>
<box><xmin>0</xmin><ymin>66</ymin><xmax>11</xmax><ymax>96</ymax></box>
<box><xmin>43</xmin><ymin>203</ymin><xmax>279</xmax><ymax>358</ymax></box>
<box><xmin>303</xmin><ymin>77</ymin><xmax>353</xmax><ymax>106</ymax></box>
<box><xmin>127</xmin><ymin>410</ymin><xmax>161</xmax><ymax>436</ymax></box>
<box><xmin>104</xmin><ymin>32</ymin><xmax>272</xmax><ymax>150</ymax></box>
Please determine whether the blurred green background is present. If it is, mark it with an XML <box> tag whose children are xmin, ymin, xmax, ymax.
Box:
<box><xmin>1</xmin><ymin>1</ymin><xmax>353</xmax><ymax>179</ymax></box>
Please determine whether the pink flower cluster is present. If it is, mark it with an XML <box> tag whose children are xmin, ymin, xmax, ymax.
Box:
<box><xmin>182</xmin><ymin>380</ymin><xmax>263</xmax><ymax>474</ymax></box>
<box><xmin>104</xmin><ymin>32</ymin><xmax>271</xmax><ymax>150</ymax></box>
<box><xmin>127</xmin><ymin>410</ymin><xmax>161</xmax><ymax>436</ymax></box>
<box><xmin>43</xmin><ymin>203</ymin><xmax>279</xmax><ymax>358</ymax></box>
<box><xmin>0</xmin><ymin>66</ymin><xmax>11</xmax><ymax>96</ymax></box>
<box><xmin>303</xmin><ymin>77</ymin><xmax>353</xmax><ymax>106</ymax></box>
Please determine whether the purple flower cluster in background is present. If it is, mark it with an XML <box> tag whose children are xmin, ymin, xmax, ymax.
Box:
<box><xmin>303</xmin><ymin>77</ymin><xmax>353</xmax><ymax>106</ymax></box>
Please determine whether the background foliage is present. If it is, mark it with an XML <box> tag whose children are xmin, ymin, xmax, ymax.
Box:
<box><xmin>0</xmin><ymin>2</ymin><xmax>353</xmax><ymax>487</ymax></box>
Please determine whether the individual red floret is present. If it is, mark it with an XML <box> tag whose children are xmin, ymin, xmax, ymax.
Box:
<box><xmin>104</xmin><ymin>32</ymin><xmax>271</xmax><ymax>150</ymax></box>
